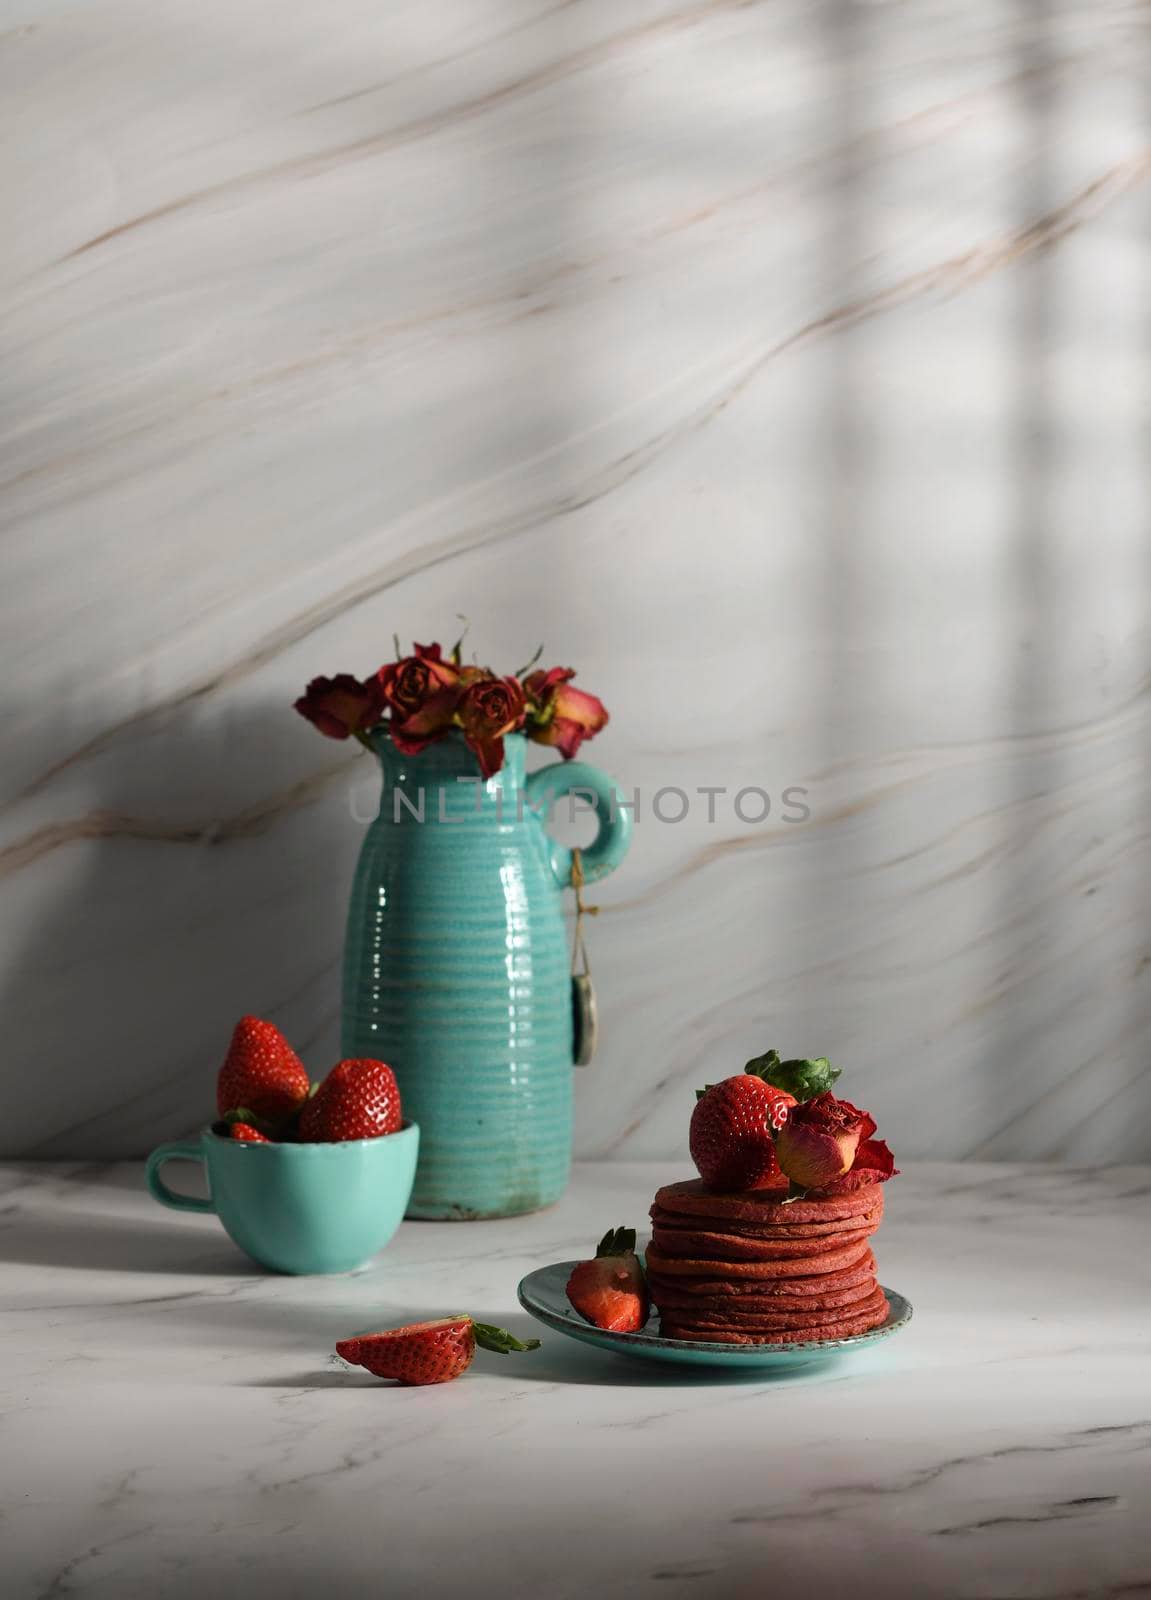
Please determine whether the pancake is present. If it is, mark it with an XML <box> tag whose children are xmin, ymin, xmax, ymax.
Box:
<box><xmin>653</xmin><ymin>1178</ymin><xmax>883</xmax><ymax>1226</ymax></box>
<box><xmin>645</xmin><ymin>1250</ymin><xmax>877</xmax><ymax>1303</ymax></box>
<box><xmin>658</xmin><ymin>1286</ymin><xmax>888</xmax><ymax>1333</ymax></box>
<box><xmin>649</xmin><ymin>1222</ymin><xmax>876</xmax><ymax>1262</ymax></box>
<box><xmin>647</xmin><ymin>1276</ymin><xmax>879</xmax><ymax>1316</ymax></box>
<box><xmin>645</xmin><ymin>1237</ymin><xmax>871</xmax><ymax>1280</ymax></box>
<box><xmin>649</xmin><ymin>1195</ymin><xmax>883</xmax><ymax>1240</ymax></box>
<box><xmin>661</xmin><ymin>1292</ymin><xmax>889</xmax><ymax>1344</ymax></box>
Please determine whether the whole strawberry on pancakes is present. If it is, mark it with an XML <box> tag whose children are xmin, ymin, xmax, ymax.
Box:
<box><xmin>688</xmin><ymin>1061</ymin><xmax>795</xmax><ymax>1191</ymax></box>
<box><xmin>649</xmin><ymin>1049</ymin><xmax>898</xmax><ymax>1345</ymax></box>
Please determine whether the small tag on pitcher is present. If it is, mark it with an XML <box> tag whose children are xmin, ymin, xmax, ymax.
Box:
<box><xmin>572</xmin><ymin>973</ymin><xmax>598</xmax><ymax>1067</ymax></box>
<box><xmin>570</xmin><ymin>848</ymin><xmax>599</xmax><ymax>1067</ymax></box>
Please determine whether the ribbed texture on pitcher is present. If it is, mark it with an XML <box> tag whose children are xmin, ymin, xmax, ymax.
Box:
<box><xmin>341</xmin><ymin>733</ymin><xmax>573</xmax><ymax>1218</ymax></box>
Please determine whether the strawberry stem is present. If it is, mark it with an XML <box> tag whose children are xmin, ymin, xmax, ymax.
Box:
<box><xmin>513</xmin><ymin>642</ymin><xmax>544</xmax><ymax>677</ymax></box>
<box><xmin>595</xmin><ymin>1226</ymin><xmax>637</xmax><ymax>1257</ymax></box>
<box><xmin>222</xmin><ymin>1107</ymin><xmax>277</xmax><ymax>1136</ymax></box>
<box><xmin>744</xmin><ymin>1049</ymin><xmax>781</xmax><ymax>1082</ymax></box>
<box><xmin>745</xmin><ymin>1050</ymin><xmax>842</xmax><ymax>1102</ymax></box>
<box><xmin>471</xmin><ymin>1323</ymin><xmax>542</xmax><ymax>1355</ymax></box>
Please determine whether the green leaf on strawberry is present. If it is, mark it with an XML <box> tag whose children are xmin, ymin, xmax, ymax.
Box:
<box><xmin>595</xmin><ymin>1226</ymin><xmax>637</xmax><ymax>1256</ymax></box>
<box><xmin>471</xmin><ymin>1323</ymin><xmax>542</xmax><ymax>1354</ymax></box>
<box><xmin>744</xmin><ymin>1049</ymin><xmax>842</xmax><ymax>1102</ymax></box>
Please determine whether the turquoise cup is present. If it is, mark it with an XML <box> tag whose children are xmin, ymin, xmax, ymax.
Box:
<box><xmin>145</xmin><ymin>1122</ymin><xmax>419</xmax><ymax>1274</ymax></box>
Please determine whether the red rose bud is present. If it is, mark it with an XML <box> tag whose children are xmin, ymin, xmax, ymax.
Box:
<box><xmin>523</xmin><ymin>668</ymin><xmax>608</xmax><ymax>760</ymax></box>
<box><xmin>773</xmin><ymin>1092</ymin><xmax>873</xmax><ymax>1191</ymax></box>
<box><xmin>294</xmin><ymin>674</ymin><xmax>380</xmax><ymax>740</ymax></box>
<box><xmin>813</xmin><ymin>1137</ymin><xmax>898</xmax><ymax>1196</ymax></box>
<box><xmin>457</xmin><ymin>673</ymin><xmax>526</xmax><ymax>779</ymax></box>
<box><xmin>523</xmin><ymin>665</ymin><xmax>574</xmax><ymax>708</ymax></box>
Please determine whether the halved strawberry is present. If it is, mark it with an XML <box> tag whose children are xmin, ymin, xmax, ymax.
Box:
<box><xmin>216</xmin><ymin>1016</ymin><xmax>309</xmax><ymax>1125</ymax></box>
<box><xmin>336</xmin><ymin>1316</ymin><xmax>540</xmax><ymax>1386</ymax></box>
<box><xmin>566</xmin><ymin>1226</ymin><xmax>649</xmax><ymax>1332</ymax></box>
<box><xmin>300</xmin><ymin>1059</ymin><xmax>401</xmax><ymax>1143</ymax></box>
<box><xmin>689</xmin><ymin>1075</ymin><xmax>796</xmax><ymax>1192</ymax></box>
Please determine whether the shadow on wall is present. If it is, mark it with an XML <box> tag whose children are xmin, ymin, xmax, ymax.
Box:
<box><xmin>0</xmin><ymin>4</ymin><xmax>591</xmax><ymax>1160</ymax></box>
<box><xmin>0</xmin><ymin>696</ymin><xmax>372</xmax><ymax>1160</ymax></box>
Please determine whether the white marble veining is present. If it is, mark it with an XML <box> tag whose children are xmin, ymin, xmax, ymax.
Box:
<box><xmin>1</xmin><ymin>1160</ymin><xmax>1149</xmax><ymax>1599</ymax></box>
<box><xmin>2</xmin><ymin>1</ymin><xmax>1151</xmax><ymax>1158</ymax></box>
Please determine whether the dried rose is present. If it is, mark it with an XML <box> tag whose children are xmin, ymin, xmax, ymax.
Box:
<box><xmin>376</xmin><ymin>643</ymin><xmax>463</xmax><ymax>755</ymax></box>
<box><xmin>457</xmin><ymin>673</ymin><xmax>526</xmax><ymax>780</ymax></box>
<box><xmin>773</xmin><ymin>1092</ymin><xmax>873</xmax><ymax>1191</ymax></box>
<box><xmin>523</xmin><ymin>667</ymin><xmax>608</xmax><ymax>760</ymax></box>
<box><xmin>377</xmin><ymin>642</ymin><xmax>459</xmax><ymax>713</ymax></box>
<box><xmin>814</xmin><ymin>1137</ymin><xmax>898</xmax><ymax>1196</ymax></box>
<box><xmin>293</xmin><ymin>674</ymin><xmax>380</xmax><ymax>740</ymax></box>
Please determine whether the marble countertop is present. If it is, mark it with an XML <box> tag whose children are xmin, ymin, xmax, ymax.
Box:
<box><xmin>2</xmin><ymin>1160</ymin><xmax>1148</xmax><ymax>1600</ymax></box>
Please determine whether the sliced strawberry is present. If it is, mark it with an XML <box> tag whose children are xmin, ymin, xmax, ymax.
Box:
<box><xmin>300</xmin><ymin>1059</ymin><xmax>401</xmax><ymax>1143</ymax></box>
<box><xmin>566</xmin><ymin>1226</ymin><xmax>649</xmax><ymax>1333</ymax></box>
<box><xmin>689</xmin><ymin>1075</ymin><xmax>796</xmax><ymax>1192</ymax></box>
<box><xmin>336</xmin><ymin>1316</ymin><xmax>540</xmax><ymax>1386</ymax></box>
<box><xmin>216</xmin><ymin>1016</ymin><xmax>309</xmax><ymax>1125</ymax></box>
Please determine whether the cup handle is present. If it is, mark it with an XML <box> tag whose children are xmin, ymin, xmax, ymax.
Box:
<box><xmin>145</xmin><ymin>1141</ymin><xmax>216</xmax><ymax>1213</ymax></box>
<box><xmin>524</xmin><ymin>761</ymin><xmax>633</xmax><ymax>887</ymax></box>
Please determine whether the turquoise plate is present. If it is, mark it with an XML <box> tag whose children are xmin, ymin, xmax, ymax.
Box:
<box><xmin>518</xmin><ymin>1262</ymin><xmax>912</xmax><ymax>1370</ymax></box>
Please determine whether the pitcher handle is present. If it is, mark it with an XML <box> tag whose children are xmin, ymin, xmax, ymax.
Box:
<box><xmin>524</xmin><ymin>762</ymin><xmax>633</xmax><ymax>887</ymax></box>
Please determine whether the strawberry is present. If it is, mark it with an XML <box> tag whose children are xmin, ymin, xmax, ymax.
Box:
<box><xmin>217</xmin><ymin>1107</ymin><xmax>274</xmax><ymax>1143</ymax></box>
<box><xmin>229</xmin><ymin>1122</ymin><xmax>270</xmax><ymax>1143</ymax></box>
<box><xmin>300</xmin><ymin>1058</ymin><xmax>401</xmax><ymax>1143</ymax></box>
<box><xmin>216</xmin><ymin>1016</ymin><xmax>309</xmax><ymax>1124</ymax></box>
<box><xmin>565</xmin><ymin>1227</ymin><xmax>649</xmax><ymax>1332</ymax></box>
<box><xmin>689</xmin><ymin>1074</ymin><xmax>796</xmax><ymax>1192</ymax></box>
<box><xmin>336</xmin><ymin>1316</ymin><xmax>540</xmax><ymax>1385</ymax></box>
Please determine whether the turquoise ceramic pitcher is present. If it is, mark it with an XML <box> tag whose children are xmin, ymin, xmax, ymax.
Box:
<box><xmin>341</xmin><ymin>731</ymin><xmax>631</xmax><ymax>1218</ymax></box>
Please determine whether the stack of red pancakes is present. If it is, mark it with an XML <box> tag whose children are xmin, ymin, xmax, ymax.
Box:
<box><xmin>647</xmin><ymin>1178</ymin><xmax>889</xmax><ymax>1344</ymax></box>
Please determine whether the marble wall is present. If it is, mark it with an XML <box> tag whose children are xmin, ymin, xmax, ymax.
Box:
<box><xmin>2</xmin><ymin>0</ymin><xmax>1149</xmax><ymax>1161</ymax></box>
